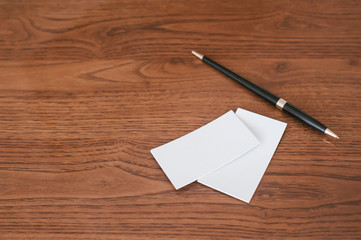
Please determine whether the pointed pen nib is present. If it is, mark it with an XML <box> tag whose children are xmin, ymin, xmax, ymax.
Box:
<box><xmin>325</xmin><ymin>128</ymin><xmax>339</xmax><ymax>139</ymax></box>
<box><xmin>191</xmin><ymin>50</ymin><xmax>204</xmax><ymax>60</ymax></box>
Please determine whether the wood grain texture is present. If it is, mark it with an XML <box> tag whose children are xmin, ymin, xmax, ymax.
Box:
<box><xmin>0</xmin><ymin>0</ymin><xmax>360</xmax><ymax>239</ymax></box>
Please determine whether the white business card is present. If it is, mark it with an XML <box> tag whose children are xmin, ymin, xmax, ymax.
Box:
<box><xmin>151</xmin><ymin>110</ymin><xmax>260</xmax><ymax>190</ymax></box>
<box><xmin>198</xmin><ymin>108</ymin><xmax>287</xmax><ymax>203</ymax></box>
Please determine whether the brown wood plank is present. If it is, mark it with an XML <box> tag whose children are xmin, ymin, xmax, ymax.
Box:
<box><xmin>0</xmin><ymin>0</ymin><xmax>360</xmax><ymax>239</ymax></box>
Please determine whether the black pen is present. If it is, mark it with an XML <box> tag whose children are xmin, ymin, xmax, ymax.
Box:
<box><xmin>192</xmin><ymin>51</ymin><xmax>339</xmax><ymax>139</ymax></box>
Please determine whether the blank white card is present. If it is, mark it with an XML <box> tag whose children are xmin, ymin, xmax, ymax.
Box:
<box><xmin>198</xmin><ymin>108</ymin><xmax>287</xmax><ymax>203</ymax></box>
<box><xmin>151</xmin><ymin>110</ymin><xmax>260</xmax><ymax>190</ymax></box>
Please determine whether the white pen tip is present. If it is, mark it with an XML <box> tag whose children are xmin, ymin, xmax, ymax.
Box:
<box><xmin>325</xmin><ymin>128</ymin><xmax>339</xmax><ymax>139</ymax></box>
<box><xmin>191</xmin><ymin>50</ymin><xmax>204</xmax><ymax>60</ymax></box>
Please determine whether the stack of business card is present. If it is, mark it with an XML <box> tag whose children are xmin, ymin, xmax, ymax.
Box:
<box><xmin>150</xmin><ymin>108</ymin><xmax>287</xmax><ymax>203</ymax></box>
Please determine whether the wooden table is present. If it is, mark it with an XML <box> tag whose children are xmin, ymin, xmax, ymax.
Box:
<box><xmin>1</xmin><ymin>0</ymin><xmax>360</xmax><ymax>239</ymax></box>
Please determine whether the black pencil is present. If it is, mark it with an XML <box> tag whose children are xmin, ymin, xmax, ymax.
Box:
<box><xmin>192</xmin><ymin>51</ymin><xmax>339</xmax><ymax>139</ymax></box>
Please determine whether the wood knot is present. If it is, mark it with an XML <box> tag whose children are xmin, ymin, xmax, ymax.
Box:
<box><xmin>349</xmin><ymin>58</ymin><xmax>358</xmax><ymax>66</ymax></box>
<box><xmin>274</xmin><ymin>62</ymin><xmax>288</xmax><ymax>73</ymax></box>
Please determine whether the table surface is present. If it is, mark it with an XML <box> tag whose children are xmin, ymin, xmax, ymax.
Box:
<box><xmin>1</xmin><ymin>0</ymin><xmax>360</xmax><ymax>239</ymax></box>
